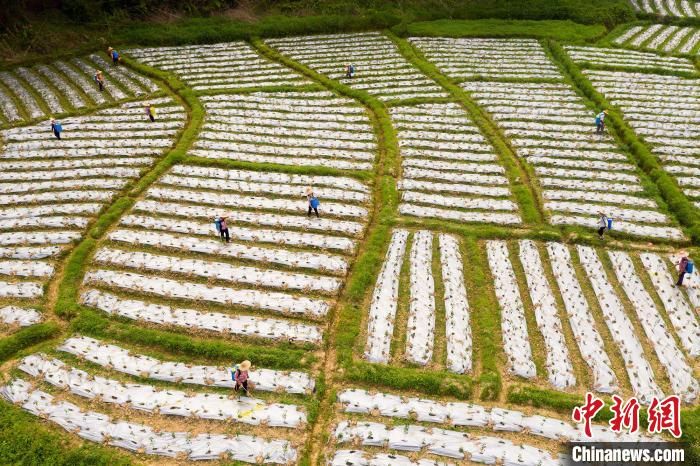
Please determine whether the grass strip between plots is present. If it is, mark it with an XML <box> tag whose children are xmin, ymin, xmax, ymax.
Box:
<box><xmin>0</xmin><ymin>323</ymin><xmax>60</xmax><ymax>364</ymax></box>
<box><xmin>0</xmin><ymin>400</ymin><xmax>133</xmax><ymax>466</ymax></box>
<box><xmin>401</xmin><ymin>19</ymin><xmax>607</xmax><ymax>42</ymax></box>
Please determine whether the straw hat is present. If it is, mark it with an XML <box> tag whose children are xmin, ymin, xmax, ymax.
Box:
<box><xmin>306</xmin><ymin>187</ymin><xmax>313</xmax><ymax>195</ymax></box>
<box><xmin>239</xmin><ymin>360</ymin><xmax>251</xmax><ymax>371</ymax></box>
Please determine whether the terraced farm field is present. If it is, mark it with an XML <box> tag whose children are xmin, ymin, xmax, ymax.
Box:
<box><xmin>0</xmin><ymin>21</ymin><xmax>699</xmax><ymax>466</ymax></box>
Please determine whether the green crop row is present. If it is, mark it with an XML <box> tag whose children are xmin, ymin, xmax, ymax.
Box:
<box><xmin>70</xmin><ymin>310</ymin><xmax>312</xmax><ymax>370</ymax></box>
<box><xmin>0</xmin><ymin>400</ymin><xmax>132</xmax><ymax>466</ymax></box>
<box><xmin>0</xmin><ymin>323</ymin><xmax>60</xmax><ymax>364</ymax></box>
<box><xmin>400</xmin><ymin>19</ymin><xmax>607</xmax><ymax>42</ymax></box>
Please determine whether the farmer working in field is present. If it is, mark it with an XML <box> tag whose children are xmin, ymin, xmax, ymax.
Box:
<box><xmin>595</xmin><ymin>109</ymin><xmax>608</xmax><ymax>134</ymax></box>
<box><xmin>232</xmin><ymin>360</ymin><xmax>253</xmax><ymax>395</ymax></box>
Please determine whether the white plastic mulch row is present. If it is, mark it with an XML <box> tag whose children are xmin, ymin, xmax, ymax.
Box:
<box><xmin>0</xmin><ymin>281</ymin><xmax>42</xmax><ymax>298</ymax></box>
<box><xmin>0</xmin><ymin>57</ymin><xmax>159</xmax><ymax>124</ymax></box>
<box><xmin>0</xmin><ymin>99</ymin><xmax>184</xmax><ymax>301</ymax></box>
<box><xmin>614</xmin><ymin>24</ymin><xmax>700</xmax><ymax>54</ymax></box>
<box><xmin>134</xmin><ymin>199</ymin><xmax>364</xmax><ymax>237</ymax></box>
<box><xmin>577</xmin><ymin>246</ymin><xmax>663</xmax><ymax>404</ymax></box>
<box><xmin>330</xmin><ymin>450</ymin><xmax>453</xmax><ymax>466</ymax></box>
<box><xmin>83</xmin><ymin>270</ymin><xmax>331</xmax><ymax>319</ymax></box>
<box><xmin>391</xmin><ymin>103</ymin><xmax>520</xmax><ymax>225</ymax></box>
<box><xmin>58</xmin><ymin>335</ymin><xmax>315</xmax><ymax>394</ymax></box>
<box><xmin>338</xmin><ymin>388</ymin><xmax>658</xmax><ymax>442</ymax></box>
<box><xmin>92</xmin><ymin>247</ymin><xmax>342</xmax><ymax>294</ymax></box>
<box><xmin>119</xmin><ymin>214</ymin><xmax>356</xmax><ymax>253</ymax></box>
<box><xmin>463</xmin><ymin>80</ymin><xmax>683</xmax><ymax>239</ymax></box>
<box><xmin>170</xmin><ymin>164</ymin><xmax>369</xmax><ymax>193</ymax></box>
<box><xmin>545</xmin><ymin>243</ymin><xmax>618</xmax><ymax>393</ymax></box>
<box><xmin>18</xmin><ymin>353</ymin><xmax>305</xmax><ymax>427</ymax></box>
<box><xmin>194</xmin><ymin>92</ymin><xmax>375</xmax><ymax>170</ymax></box>
<box><xmin>364</xmin><ymin>230</ymin><xmax>409</xmax><ymax>364</ymax></box>
<box><xmin>564</xmin><ymin>45</ymin><xmax>696</xmax><ymax>73</ymax></box>
<box><xmin>107</xmin><ymin>228</ymin><xmax>348</xmax><ymax>274</ymax></box>
<box><xmin>517</xmin><ymin>240</ymin><xmax>576</xmax><ymax>389</ymax></box>
<box><xmin>583</xmin><ymin>70</ymin><xmax>700</xmax><ymax>207</ymax></box>
<box><xmin>629</xmin><ymin>0</ymin><xmax>700</xmax><ymax>17</ymax></box>
<box><xmin>0</xmin><ymin>260</ymin><xmax>53</xmax><ymax>277</ymax></box>
<box><xmin>607</xmin><ymin>251</ymin><xmax>699</xmax><ymax>402</ymax></box>
<box><xmin>409</xmin><ymin>38</ymin><xmax>561</xmax><ymax>80</ymax></box>
<box><xmin>1</xmin><ymin>379</ymin><xmax>296</xmax><ymax>463</ymax></box>
<box><xmin>0</xmin><ymin>305</ymin><xmax>41</xmax><ymax>326</ymax></box>
<box><xmin>399</xmin><ymin>204</ymin><xmax>521</xmax><ymax>225</ymax></box>
<box><xmin>0</xmin><ymin>84</ymin><xmax>21</xmax><ymax>122</ymax></box>
<box><xmin>334</xmin><ymin>420</ymin><xmax>561</xmax><ymax>465</ymax></box>
<box><xmin>267</xmin><ymin>32</ymin><xmax>448</xmax><ymax>102</ymax></box>
<box><xmin>147</xmin><ymin>187</ymin><xmax>367</xmax><ymax>218</ymax></box>
<box><xmin>406</xmin><ymin>231</ymin><xmax>436</xmax><ymax>365</ymax></box>
<box><xmin>439</xmin><ymin>234</ymin><xmax>472</xmax><ymax>374</ymax></box>
<box><xmin>127</xmin><ymin>41</ymin><xmax>309</xmax><ymax>90</ymax></box>
<box><xmin>80</xmin><ymin>288</ymin><xmax>321</xmax><ymax>343</ymax></box>
<box><xmin>0</xmin><ymin>246</ymin><xmax>62</xmax><ymax>259</ymax></box>
<box><xmin>486</xmin><ymin>240</ymin><xmax>536</xmax><ymax>379</ymax></box>
<box><xmin>364</xmin><ymin>230</ymin><xmax>471</xmax><ymax>373</ymax></box>
<box><xmin>0</xmin><ymin>71</ymin><xmax>44</xmax><ymax>119</ymax></box>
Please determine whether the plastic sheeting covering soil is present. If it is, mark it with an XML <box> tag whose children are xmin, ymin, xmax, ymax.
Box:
<box><xmin>577</xmin><ymin>246</ymin><xmax>662</xmax><ymax>404</ymax></box>
<box><xmin>486</xmin><ymin>240</ymin><xmax>536</xmax><ymax>379</ymax></box>
<box><xmin>0</xmin><ymin>379</ymin><xmax>297</xmax><ymax>463</ymax></box>
<box><xmin>608</xmin><ymin>251</ymin><xmax>698</xmax><ymax>402</ymax></box>
<box><xmin>365</xmin><ymin>230</ymin><xmax>409</xmax><ymax>364</ymax></box>
<box><xmin>545</xmin><ymin>243</ymin><xmax>617</xmax><ymax>393</ymax></box>
<box><xmin>338</xmin><ymin>389</ymin><xmax>659</xmax><ymax>443</ymax></box>
<box><xmin>18</xmin><ymin>354</ymin><xmax>306</xmax><ymax>427</ymax></box>
<box><xmin>58</xmin><ymin>335</ymin><xmax>315</xmax><ymax>394</ymax></box>
<box><xmin>80</xmin><ymin>289</ymin><xmax>322</xmax><ymax>343</ymax></box>
<box><xmin>518</xmin><ymin>240</ymin><xmax>576</xmax><ymax>389</ymax></box>
<box><xmin>334</xmin><ymin>419</ymin><xmax>562</xmax><ymax>465</ymax></box>
<box><xmin>0</xmin><ymin>305</ymin><xmax>41</xmax><ymax>326</ymax></box>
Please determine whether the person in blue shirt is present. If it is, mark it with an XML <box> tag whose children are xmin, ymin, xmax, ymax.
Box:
<box><xmin>50</xmin><ymin>118</ymin><xmax>62</xmax><ymax>140</ymax></box>
<box><xmin>306</xmin><ymin>187</ymin><xmax>320</xmax><ymax>218</ymax></box>
<box><xmin>108</xmin><ymin>47</ymin><xmax>120</xmax><ymax>65</ymax></box>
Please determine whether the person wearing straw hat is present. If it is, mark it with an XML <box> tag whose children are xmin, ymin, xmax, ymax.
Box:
<box><xmin>306</xmin><ymin>187</ymin><xmax>320</xmax><ymax>218</ymax></box>
<box><xmin>232</xmin><ymin>360</ymin><xmax>253</xmax><ymax>395</ymax></box>
<box><xmin>107</xmin><ymin>47</ymin><xmax>120</xmax><ymax>65</ymax></box>
<box><xmin>94</xmin><ymin>70</ymin><xmax>105</xmax><ymax>92</ymax></box>
<box><xmin>145</xmin><ymin>103</ymin><xmax>156</xmax><ymax>122</ymax></box>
